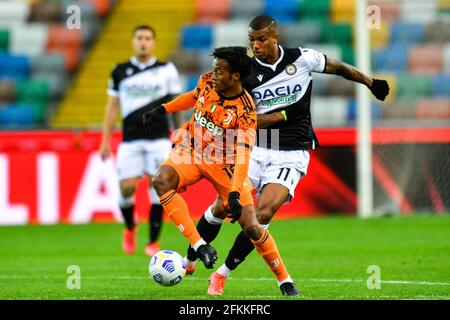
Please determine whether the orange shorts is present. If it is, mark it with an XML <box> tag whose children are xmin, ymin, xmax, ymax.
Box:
<box><xmin>161</xmin><ymin>149</ymin><xmax>254</xmax><ymax>208</ymax></box>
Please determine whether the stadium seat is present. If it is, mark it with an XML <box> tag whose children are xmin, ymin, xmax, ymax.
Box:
<box><xmin>0</xmin><ymin>30</ymin><xmax>9</xmax><ymax>52</ymax></box>
<box><xmin>280</xmin><ymin>22</ymin><xmax>321</xmax><ymax>46</ymax></box>
<box><xmin>0</xmin><ymin>2</ymin><xmax>30</xmax><ymax>24</ymax></box>
<box><xmin>305</xmin><ymin>44</ymin><xmax>342</xmax><ymax>61</ymax></box>
<box><xmin>28</xmin><ymin>2</ymin><xmax>62</xmax><ymax>23</ymax></box>
<box><xmin>31</xmin><ymin>72</ymin><xmax>68</xmax><ymax>99</ymax></box>
<box><xmin>30</xmin><ymin>53</ymin><xmax>65</xmax><ymax>74</ymax></box>
<box><xmin>381</xmin><ymin>98</ymin><xmax>417</xmax><ymax>119</ymax></box>
<box><xmin>340</xmin><ymin>44</ymin><xmax>354</xmax><ymax>65</ymax></box>
<box><xmin>168</xmin><ymin>51</ymin><xmax>202</xmax><ymax>74</ymax></box>
<box><xmin>46</xmin><ymin>25</ymin><xmax>82</xmax><ymax>72</ymax></box>
<box><xmin>444</xmin><ymin>44</ymin><xmax>450</xmax><ymax>73</ymax></box>
<box><xmin>431</xmin><ymin>74</ymin><xmax>450</xmax><ymax>97</ymax></box>
<box><xmin>390</xmin><ymin>22</ymin><xmax>425</xmax><ymax>44</ymax></box>
<box><xmin>321</xmin><ymin>22</ymin><xmax>352</xmax><ymax>45</ymax></box>
<box><xmin>16</xmin><ymin>80</ymin><xmax>50</xmax><ymax>118</ymax></box>
<box><xmin>195</xmin><ymin>0</ymin><xmax>230</xmax><ymax>23</ymax></box>
<box><xmin>330</xmin><ymin>0</ymin><xmax>355</xmax><ymax>24</ymax></box>
<box><xmin>347</xmin><ymin>99</ymin><xmax>382</xmax><ymax>123</ymax></box>
<box><xmin>10</xmin><ymin>23</ymin><xmax>48</xmax><ymax>56</ymax></box>
<box><xmin>311</xmin><ymin>97</ymin><xmax>349</xmax><ymax>126</ymax></box>
<box><xmin>400</xmin><ymin>0</ymin><xmax>437</xmax><ymax>23</ymax></box>
<box><xmin>88</xmin><ymin>0</ymin><xmax>113</xmax><ymax>17</ymax></box>
<box><xmin>0</xmin><ymin>103</ymin><xmax>36</xmax><ymax>127</ymax></box>
<box><xmin>230</xmin><ymin>0</ymin><xmax>263</xmax><ymax>20</ymax></box>
<box><xmin>372</xmin><ymin>44</ymin><xmax>408</xmax><ymax>72</ymax></box>
<box><xmin>370</xmin><ymin>22</ymin><xmax>390</xmax><ymax>50</ymax></box>
<box><xmin>375</xmin><ymin>0</ymin><xmax>400</xmax><ymax>22</ymax></box>
<box><xmin>263</xmin><ymin>0</ymin><xmax>299</xmax><ymax>23</ymax></box>
<box><xmin>325</xmin><ymin>77</ymin><xmax>355</xmax><ymax>97</ymax></box>
<box><xmin>409</xmin><ymin>44</ymin><xmax>444</xmax><ymax>74</ymax></box>
<box><xmin>0</xmin><ymin>80</ymin><xmax>15</xmax><ymax>103</ymax></box>
<box><xmin>213</xmin><ymin>21</ymin><xmax>249</xmax><ymax>48</ymax></box>
<box><xmin>299</xmin><ymin>0</ymin><xmax>331</xmax><ymax>23</ymax></box>
<box><xmin>181</xmin><ymin>25</ymin><xmax>213</xmax><ymax>51</ymax></box>
<box><xmin>415</xmin><ymin>98</ymin><xmax>450</xmax><ymax>119</ymax></box>
<box><xmin>424</xmin><ymin>21</ymin><xmax>450</xmax><ymax>43</ymax></box>
<box><xmin>0</xmin><ymin>54</ymin><xmax>30</xmax><ymax>80</ymax></box>
<box><xmin>186</xmin><ymin>74</ymin><xmax>200</xmax><ymax>91</ymax></box>
<box><xmin>397</xmin><ymin>74</ymin><xmax>431</xmax><ymax>98</ymax></box>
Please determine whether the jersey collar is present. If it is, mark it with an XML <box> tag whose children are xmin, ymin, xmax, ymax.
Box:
<box><xmin>130</xmin><ymin>56</ymin><xmax>157</xmax><ymax>70</ymax></box>
<box><xmin>254</xmin><ymin>46</ymin><xmax>284</xmax><ymax>71</ymax></box>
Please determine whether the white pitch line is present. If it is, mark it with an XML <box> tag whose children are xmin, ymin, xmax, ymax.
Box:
<box><xmin>1</xmin><ymin>275</ymin><xmax>449</xmax><ymax>287</ymax></box>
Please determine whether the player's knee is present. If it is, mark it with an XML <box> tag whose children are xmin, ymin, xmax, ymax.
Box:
<box><xmin>120</xmin><ymin>185</ymin><xmax>135</xmax><ymax>198</ymax></box>
<box><xmin>153</xmin><ymin>167</ymin><xmax>179</xmax><ymax>196</ymax></box>
<box><xmin>255</xmin><ymin>204</ymin><xmax>276</xmax><ymax>225</ymax></box>
<box><xmin>242</xmin><ymin>223</ymin><xmax>261</xmax><ymax>241</ymax></box>
<box><xmin>211</xmin><ymin>199</ymin><xmax>228</xmax><ymax>220</ymax></box>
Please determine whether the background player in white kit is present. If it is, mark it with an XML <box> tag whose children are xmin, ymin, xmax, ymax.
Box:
<box><xmin>99</xmin><ymin>25</ymin><xmax>183</xmax><ymax>256</ymax></box>
<box><xmin>184</xmin><ymin>15</ymin><xmax>390</xmax><ymax>295</ymax></box>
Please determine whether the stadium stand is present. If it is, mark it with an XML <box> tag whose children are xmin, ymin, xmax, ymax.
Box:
<box><xmin>0</xmin><ymin>0</ymin><xmax>113</xmax><ymax>128</ymax></box>
<box><xmin>1</xmin><ymin>0</ymin><xmax>449</xmax><ymax>128</ymax></box>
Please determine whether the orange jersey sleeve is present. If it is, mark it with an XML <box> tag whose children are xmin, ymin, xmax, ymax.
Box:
<box><xmin>163</xmin><ymin>91</ymin><xmax>196</xmax><ymax>113</ymax></box>
<box><xmin>231</xmin><ymin>90</ymin><xmax>257</xmax><ymax>193</ymax></box>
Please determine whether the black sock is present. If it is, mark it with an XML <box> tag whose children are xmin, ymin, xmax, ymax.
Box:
<box><xmin>224</xmin><ymin>231</ymin><xmax>255</xmax><ymax>270</ymax></box>
<box><xmin>121</xmin><ymin>206</ymin><xmax>135</xmax><ymax>230</ymax></box>
<box><xmin>149</xmin><ymin>204</ymin><xmax>163</xmax><ymax>243</ymax></box>
<box><xmin>186</xmin><ymin>215</ymin><xmax>222</xmax><ymax>261</ymax></box>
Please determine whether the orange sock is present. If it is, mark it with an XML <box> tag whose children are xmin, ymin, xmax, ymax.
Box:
<box><xmin>160</xmin><ymin>190</ymin><xmax>202</xmax><ymax>246</ymax></box>
<box><xmin>252</xmin><ymin>229</ymin><xmax>290</xmax><ymax>281</ymax></box>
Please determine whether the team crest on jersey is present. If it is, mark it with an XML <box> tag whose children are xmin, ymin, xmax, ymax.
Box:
<box><xmin>285</xmin><ymin>64</ymin><xmax>297</xmax><ymax>75</ymax></box>
<box><xmin>210</xmin><ymin>104</ymin><xmax>217</xmax><ymax>112</ymax></box>
<box><xmin>126</xmin><ymin>68</ymin><xmax>133</xmax><ymax>76</ymax></box>
<box><xmin>223</xmin><ymin>112</ymin><xmax>233</xmax><ymax>125</ymax></box>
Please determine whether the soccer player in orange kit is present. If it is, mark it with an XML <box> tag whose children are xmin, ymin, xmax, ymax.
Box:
<box><xmin>142</xmin><ymin>46</ymin><xmax>299</xmax><ymax>296</ymax></box>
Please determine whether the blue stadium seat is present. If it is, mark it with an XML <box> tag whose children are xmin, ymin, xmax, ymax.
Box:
<box><xmin>263</xmin><ymin>0</ymin><xmax>299</xmax><ymax>23</ymax></box>
<box><xmin>181</xmin><ymin>25</ymin><xmax>213</xmax><ymax>51</ymax></box>
<box><xmin>0</xmin><ymin>103</ymin><xmax>35</xmax><ymax>127</ymax></box>
<box><xmin>431</xmin><ymin>74</ymin><xmax>450</xmax><ymax>97</ymax></box>
<box><xmin>186</xmin><ymin>74</ymin><xmax>200</xmax><ymax>91</ymax></box>
<box><xmin>347</xmin><ymin>99</ymin><xmax>382</xmax><ymax>122</ymax></box>
<box><xmin>390</xmin><ymin>22</ymin><xmax>425</xmax><ymax>44</ymax></box>
<box><xmin>372</xmin><ymin>44</ymin><xmax>408</xmax><ymax>72</ymax></box>
<box><xmin>0</xmin><ymin>53</ymin><xmax>30</xmax><ymax>80</ymax></box>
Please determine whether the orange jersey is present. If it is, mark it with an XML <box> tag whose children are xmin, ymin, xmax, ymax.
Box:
<box><xmin>163</xmin><ymin>72</ymin><xmax>256</xmax><ymax>193</ymax></box>
<box><xmin>168</xmin><ymin>72</ymin><xmax>256</xmax><ymax>164</ymax></box>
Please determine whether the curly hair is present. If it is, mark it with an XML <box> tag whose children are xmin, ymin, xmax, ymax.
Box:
<box><xmin>212</xmin><ymin>46</ymin><xmax>251</xmax><ymax>80</ymax></box>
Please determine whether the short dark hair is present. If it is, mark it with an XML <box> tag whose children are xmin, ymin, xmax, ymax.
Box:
<box><xmin>212</xmin><ymin>46</ymin><xmax>251</xmax><ymax>80</ymax></box>
<box><xmin>132</xmin><ymin>25</ymin><xmax>156</xmax><ymax>38</ymax></box>
<box><xmin>249</xmin><ymin>15</ymin><xmax>277</xmax><ymax>31</ymax></box>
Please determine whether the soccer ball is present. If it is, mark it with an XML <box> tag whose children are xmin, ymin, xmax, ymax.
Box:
<box><xmin>149</xmin><ymin>250</ymin><xmax>186</xmax><ymax>287</ymax></box>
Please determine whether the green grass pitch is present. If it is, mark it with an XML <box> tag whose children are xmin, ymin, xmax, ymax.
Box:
<box><xmin>0</xmin><ymin>215</ymin><xmax>449</xmax><ymax>300</ymax></box>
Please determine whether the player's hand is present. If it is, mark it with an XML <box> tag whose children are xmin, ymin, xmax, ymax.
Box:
<box><xmin>142</xmin><ymin>106</ymin><xmax>166</xmax><ymax>133</ymax></box>
<box><xmin>280</xmin><ymin>103</ymin><xmax>302</xmax><ymax>122</ymax></box>
<box><xmin>99</xmin><ymin>143</ymin><xmax>110</xmax><ymax>161</ymax></box>
<box><xmin>370</xmin><ymin>79</ymin><xmax>390</xmax><ymax>101</ymax></box>
<box><xmin>227</xmin><ymin>191</ymin><xmax>242</xmax><ymax>224</ymax></box>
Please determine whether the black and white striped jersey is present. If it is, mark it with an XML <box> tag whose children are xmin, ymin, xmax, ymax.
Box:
<box><xmin>108</xmin><ymin>56</ymin><xmax>182</xmax><ymax>141</ymax></box>
<box><xmin>244</xmin><ymin>46</ymin><xmax>326</xmax><ymax>151</ymax></box>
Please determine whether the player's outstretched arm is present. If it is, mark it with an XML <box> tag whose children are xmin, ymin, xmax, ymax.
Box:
<box><xmin>323</xmin><ymin>55</ymin><xmax>390</xmax><ymax>101</ymax></box>
<box><xmin>99</xmin><ymin>95</ymin><xmax>120</xmax><ymax>161</ymax></box>
<box><xmin>142</xmin><ymin>91</ymin><xmax>196</xmax><ymax>132</ymax></box>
